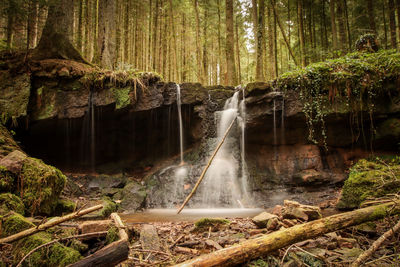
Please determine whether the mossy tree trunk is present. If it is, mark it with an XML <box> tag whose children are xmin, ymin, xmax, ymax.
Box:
<box><xmin>33</xmin><ymin>0</ymin><xmax>86</xmax><ymax>62</ymax></box>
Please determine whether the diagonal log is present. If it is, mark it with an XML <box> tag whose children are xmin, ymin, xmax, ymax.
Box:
<box><xmin>177</xmin><ymin>117</ymin><xmax>237</xmax><ymax>214</ymax></box>
<box><xmin>173</xmin><ymin>201</ymin><xmax>400</xmax><ymax>267</ymax></box>
<box><xmin>0</xmin><ymin>204</ymin><xmax>103</xmax><ymax>244</ymax></box>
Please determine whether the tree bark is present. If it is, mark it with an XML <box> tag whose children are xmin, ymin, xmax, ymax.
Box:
<box><xmin>33</xmin><ymin>0</ymin><xmax>85</xmax><ymax>62</ymax></box>
<box><xmin>96</xmin><ymin>0</ymin><xmax>116</xmax><ymax>69</ymax></box>
<box><xmin>68</xmin><ymin>239</ymin><xmax>129</xmax><ymax>267</ymax></box>
<box><xmin>27</xmin><ymin>0</ymin><xmax>39</xmax><ymax>49</ymax></box>
<box><xmin>336</xmin><ymin>0</ymin><xmax>347</xmax><ymax>53</ymax></box>
<box><xmin>298</xmin><ymin>0</ymin><xmax>306</xmax><ymax>67</ymax></box>
<box><xmin>329</xmin><ymin>0</ymin><xmax>338</xmax><ymax>51</ymax></box>
<box><xmin>225</xmin><ymin>0</ymin><xmax>237</xmax><ymax>85</ymax></box>
<box><xmin>396</xmin><ymin>0</ymin><xmax>400</xmax><ymax>49</ymax></box>
<box><xmin>255</xmin><ymin>0</ymin><xmax>265</xmax><ymax>81</ymax></box>
<box><xmin>235</xmin><ymin>15</ymin><xmax>242</xmax><ymax>84</ymax></box>
<box><xmin>389</xmin><ymin>0</ymin><xmax>397</xmax><ymax>49</ymax></box>
<box><xmin>366</xmin><ymin>0</ymin><xmax>376</xmax><ymax>34</ymax></box>
<box><xmin>194</xmin><ymin>0</ymin><xmax>203</xmax><ymax>83</ymax></box>
<box><xmin>174</xmin><ymin>202</ymin><xmax>400</xmax><ymax>267</ymax></box>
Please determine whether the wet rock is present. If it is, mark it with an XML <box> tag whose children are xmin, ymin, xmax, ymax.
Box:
<box><xmin>252</xmin><ymin>212</ymin><xmax>278</xmax><ymax>229</ymax></box>
<box><xmin>0</xmin><ymin>150</ymin><xmax>27</xmax><ymax>173</ymax></box>
<box><xmin>272</xmin><ymin>205</ymin><xmax>283</xmax><ymax>217</ymax></box>
<box><xmin>282</xmin><ymin>200</ymin><xmax>322</xmax><ymax>221</ymax></box>
<box><xmin>194</xmin><ymin>218</ymin><xmax>230</xmax><ymax>232</ymax></box>
<box><xmin>120</xmin><ymin>181</ymin><xmax>146</xmax><ymax>211</ymax></box>
<box><xmin>292</xmin><ymin>169</ymin><xmax>330</xmax><ymax>185</ymax></box>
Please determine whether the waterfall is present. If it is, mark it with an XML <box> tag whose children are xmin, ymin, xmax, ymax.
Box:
<box><xmin>281</xmin><ymin>98</ymin><xmax>285</xmax><ymax>144</ymax></box>
<box><xmin>199</xmin><ymin>90</ymin><xmax>250</xmax><ymax>207</ymax></box>
<box><xmin>90</xmin><ymin>91</ymin><xmax>95</xmax><ymax>172</ymax></box>
<box><xmin>176</xmin><ymin>84</ymin><xmax>184</xmax><ymax>164</ymax></box>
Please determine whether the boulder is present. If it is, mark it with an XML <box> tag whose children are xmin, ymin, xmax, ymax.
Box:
<box><xmin>0</xmin><ymin>150</ymin><xmax>27</xmax><ymax>173</ymax></box>
<box><xmin>292</xmin><ymin>169</ymin><xmax>330</xmax><ymax>185</ymax></box>
<box><xmin>0</xmin><ymin>193</ymin><xmax>24</xmax><ymax>215</ymax></box>
<box><xmin>252</xmin><ymin>212</ymin><xmax>278</xmax><ymax>229</ymax></box>
<box><xmin>120</xmin><ymin>181</ymin><xmax>146</xmax><ymax>211</ymax></box>
<box><xmin>282</xmin><ymin>200</ymin><xmax>322</xmax><ymax>221</ymax></box>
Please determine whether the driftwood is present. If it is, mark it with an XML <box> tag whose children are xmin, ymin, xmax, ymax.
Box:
<box><xmin>68</xmin><ymin>239</ymin><xmax>129</xmax><ymax>267</ymax></box>
<box><xmin>16</xmin><ymin>231</ymin><xmax>108</xmax><ymax>267</ymax></box>
<box><xmin>352</xmin><ymin>218</ymin><xmax>400</xmax><ymax>267</ymax></box>
<box><xmin>69</xmin><ymin>212</ymin><xmax>129</xmax><ymax>267</ymax></box>
<box><xmin>174</xmin><ymin>201</ymin><xmax>400</xmax><ymax>267</ymax></box>
<box><xmin>0</xmin><ymin>204</ymin><xmax>103</xmax><ymax>244</ymax></box>
<box><xmin>177</xmin><ymin>117</ymin><xmax>237</xmax><ymax>214</ymax></box>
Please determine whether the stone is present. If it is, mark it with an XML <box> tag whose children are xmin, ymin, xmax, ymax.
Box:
<box><xmin>272</xmin><ymin>205</ymin><xmax>283</xmax><ymax>217</ymax></box>
<box><xmin>140</xmin><ymin>224</ymin><xmax>161</xmax><ymax>260</ymax></box>
<box><xmin>0</xmin><ymin>150</ymin><xmax>27</xmax><ymax>173</ymax></box>
<box><xmin>78</xmin><ymin>220</ymin><xmax>112</xmax><ymax>234</ymax></box>
<box><xmin>282</xmin><ymin>200</ymin><xmax>322</xmax><ymax>221</ymax></box>
<box><xmin>252</xmin><ymin>212</ymin><xmax>278</xmax><ymax>228</ymax></box>
<box><xmin>292</xmin><ymin>169</ymin><xmax>329</xmax><ymax>185</ymax></box>
<box><xmin>58</xmin><ymin>67</ymin><xmax>70</xmax><ymax>77</ymax></box>
<box><xmin>120</xmin><ymin>181</ymin><xmax>146</xmax><ymax>211</ymax></box>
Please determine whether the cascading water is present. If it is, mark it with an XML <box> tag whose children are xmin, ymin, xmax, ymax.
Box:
<box><xmin>199</xmin><ymin>90</ymin><xmax>250</xmax><ymax>208</ymax></box>
<box><xmin>176</xmin><ymin>84</ymin><xmax>184</xmax><ymax>164</ymax></box>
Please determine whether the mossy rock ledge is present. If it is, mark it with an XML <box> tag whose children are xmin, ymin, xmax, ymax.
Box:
<box><xmin>337</xmin><ymin>157</ymin><xmax>400</xmax><ymax>210</ymax></box>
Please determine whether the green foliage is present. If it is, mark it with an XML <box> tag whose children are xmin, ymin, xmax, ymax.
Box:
<box><xmin>55</xmin><ymin>199</ymin><xmax>76</xmax><ymax>215</ymax></box>
<box><xmin>276</xmin><ymin>50</ymin><xmax>400</xmax><ymax>147</ymax></box>
<box><xmin>105</xmin><ymin>226</ymin><xmax>119</xmax><ymax>245</ymax></box>
<box><xmin>337</xmin><ymin>157</ymin><xmax>400</xmax><ymax>210</ymax></box>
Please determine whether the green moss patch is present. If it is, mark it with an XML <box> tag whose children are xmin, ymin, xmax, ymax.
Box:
<box><xmin>1</xmin><ymin>213</ymin><xmax>82</xmax><ymax>266</ymax></box>
<box><xmin>19</xmin><ymin>157</ymin><xmax>67</xmax><ymax>216</ymax></box>
<box><xmin>100</xmin><ymin>197</ymin><xmax>118</xmax><ymax>218</ymax></box>
<box><xmin>337</xmin><ymin>157</ymin><xmax>400</xmax><ymax>210</ymax></box>
<box><xmin>194</xmin><ymin>218</ymin><xmax>230</xmax><ymax>231</ymax></box>
<box><xmin>0</xmin><ymin>193</ymin><xmax>24</xmax><ymax>215</ymax></box>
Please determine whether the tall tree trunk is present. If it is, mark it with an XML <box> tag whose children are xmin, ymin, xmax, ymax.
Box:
<box><xmin>123</xmin><ymin>0</ymin><xmax>130</xmax><ymax>63</ymax></box>
<box><xmin>225</xmin><ymin>0</ymin><xmax>237</xmax><ymax>85</ymax></box>
<box><xmin>336</xmin><ymin>0</ymin><xmax>346</xmax><ymax>53</ymax></box>
<box><xmin>298</xmin><ymin>0</ymin><xmax>306</xmax><ymax>67</ymax></box>
<box><xmin>255</xmin><ymin>0</ymin><xmax>265</xmax><ymax>81</ymax></box>
<box><xmin>322</xmin><ymin>0</ymin><xmax>328</xmax><ymax>51</ymax></box>
<box><xmin>168</xmin><ymin>0</ymin><xmax>178</xmax><ymax>80</ymax></box>
<box><xmin>181</xmin><ymin>13</ymin><xmax>187</xmax><ymax>81</ymax></box>
<box><xmin>6</xmin><ymin>0</ymin><xmax>16</xmax><ymax>50</ymax></box>
<box><xmin>273</xmin><ymin>1</ymin><xmax>278</xmax><ymax>76</ymax></box>
<box><xmin>235</xmin><ymin>15</ymin><xmax>241</xmax><ymax>84</ymax></box>
<box><xmin>194</xmin><ymin>0</ymin><xmax>203</xmax><ymax>83</ymax></box>
<box><xmin>366</xmin><ymin>0</ymin><xmax>376</xmax><ymax>34</ymax></box>
<box><xmin>96</xmin><ymin>0</ymin><xmax>116</xmax><ymax>69</ymax></box>
<box><xmin>84</xmin><ymin>0</ymin><xmax>91</xmax><ymax>58</ymax></box>
<box><xmin>152</xmin><ymin>0</ymin><xmax>159</xmax><ymax>69</ymax></box>
<box><xmin>203</xmin><ymin>0</ymin><xmax>209</xmax><ymax>84</ymax></box>
<box><xmin>252</xmin><ymin>0</ymin><xmax>258</xmax><ymax>78</ymax></box>
<box><xmin>397</xmin><ymin>0</ymin><xmax>400</xmax><ymax>49</ymax></box>
<box><xmin>267</xmin><ymin>3</ymin><xmax>274</xmax><ymax>79</ymax></box>
<box><xmin>329</xmin><ymin>0</ymin><xmax>338</xmax><ymax>51</ymax></box>
<box><xmin>382</xmin><ymin>0</ymin><xmax>388</xmax><ymax>49</ymax></box>
<box><xmin>77</xmin><ymin>0</ymin><xmax>84</xmax><ymax>52</ymax></box>
<box><xmin>389</xmin><ymin>0</ymin><xmax>397</xmax><ymax>49</ymax></box>
<box><xmin>27</xmin><ymin>0</ymin><xmax>39</xmax><ymax>49</ymax></box>
<box><xmin>34</xmin><ymin>0</ymin><xmax>85</xmax><ymax>62</ymax></box>
<box><xmin>217</xmin><ymin>0</ymin><xmax>224</xmax><ymax>84</ymax></box>
<box><xmin>343</xmin><ymin>0</ymin><xmax>351</xmax><ymax>50</ymax></box>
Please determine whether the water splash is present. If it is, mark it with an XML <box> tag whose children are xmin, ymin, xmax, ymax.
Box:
<box><xmin>176</xmin><ymin>84</ymin><xmax>184</xmax><ymax>164</ymax></box>
<box><xmin>199</xmin><ymin>90</ymin><xmax>251</xmax><ymax>208</ymax></box>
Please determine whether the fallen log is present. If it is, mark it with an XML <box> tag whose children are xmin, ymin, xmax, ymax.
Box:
<box><xmin>67</xmin><ymin>239</ymin><xmax>129</xmax><ymax>267</ymax></box>
<box><xmin>177</xmin><ymin>117</ymin><xmax>236</xmax><ymax>214</ymax></box>
<box><xmin>173</xmin><ymin>201</ymin><xmax>400</xmax><ymax>267</ymax></box>
<box><xmin>110</xmin><ymin>212</ymin><xmax>128</xmax><ymax>241</ymax></box>
<box><xmin>0</xmin><ymin>204</ymin><xmax>103</xmax><ymax>244</ymax></box>
<box><xmin>69</xmin><ymin>212</ymin><xmax>130</xmax><ymax>267</ymax></box>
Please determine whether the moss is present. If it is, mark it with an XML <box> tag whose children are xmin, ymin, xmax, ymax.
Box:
<box><xmin>337</xmin><ymin>157</ymin><xmax>400</xmax><ymax>210</ymax></box>
<box><xmin>105</xmin><ymin>226</ymin><xmax>119</xmax><ymax>245</ymax></box>
<box><xmin>0</xmin><ymin>193</ymin><xmax>24</xmax><ymax>215</ymax></box>
<box><xmin>1</xmin><ymin>213</ymin><xmax>82</xmax><ymax>266</ymax></box>
<box><xmin>101</xmin><ymin>197</ymin><xmax>118</xmax><ymax>218</ymax></box>
<box><xmin>55</xmin><ymin>199</ymin><xmax>76</xmax><ymax>215</ymax></box>
<box><xmin>0</xmin><ymin>166</ymin><xmax>15</xmax><ymax>192</ymax></box>
<box><xmin>194</xmin><ymin>218</ymin><xmax>230</xmax><ymax>231</ymax></box>
<box><xmin>112</xmin><ymin>87</ymin><xmax>131</xmax><ymax>109</ymax></box>
<box><xmin>1</xmin><ymin>212</ymin><xmax>34</xmax><ymax>236</ymax></box>
<box><xmin>18</xmin><ymin>157</ymin><xmax>67</xmax><ymax>216</ymax></box>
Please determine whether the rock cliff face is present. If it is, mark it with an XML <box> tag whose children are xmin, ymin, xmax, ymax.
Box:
<box><xmin>1</xmin><ymin>51</ymin><xmax>400</xmax><ymax>209</ymax></box>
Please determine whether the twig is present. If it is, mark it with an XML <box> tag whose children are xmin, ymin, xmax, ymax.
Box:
<box><xmin>132</xmin><ymin>248</ymin><xmax>171</xmax><ymax>257</ymax></box>
<box><xmin>169</xmin><ymin>235</ymin><xmax>184</xmax><ymax>249</ymax></box>
<box><xmin>16</xmin><ymin>231</ymin><xmax>107</xmax><ymax>267</ymax></box>
<box><xmin>177</xmin><ymin>117</ymin><xmax>237</xmax><ymax>214</ymax></box>
<box><xmin>280</xmin><ymin>244</ymin><xmax>295</xmax><ymax>266</ymax></box>
<box><xmin>352</xmin><ymin>219</ymin><xmax>400</xmax><ymax>267</ymax></box>
<box><xmin>365</xmin><ymin>253</ymin><xmax>400</xmax><ymax>265</ymax></box>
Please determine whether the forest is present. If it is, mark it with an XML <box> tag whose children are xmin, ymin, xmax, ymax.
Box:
<box><xmin>1</xmin><ymin>0</ymin><xmax>400</xmax><ymax>267</ymax></box>
<box><xmin>1</xmin><ymin>0</ymin><xmax>400</xmax><ymax>85</ymax></box>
